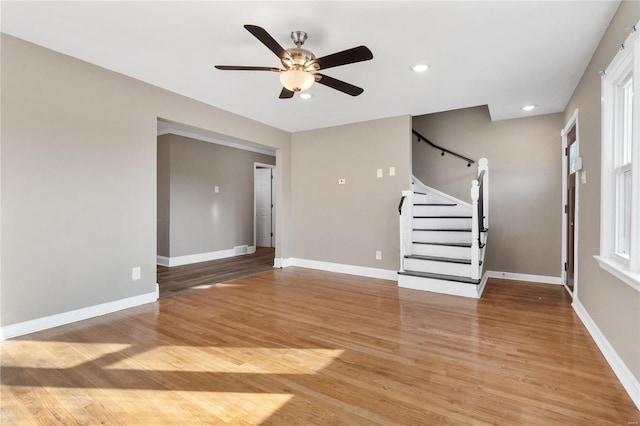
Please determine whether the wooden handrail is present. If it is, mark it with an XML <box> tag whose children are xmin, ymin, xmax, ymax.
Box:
<box><xmin>412</xmin><ymin>129</ymin><xmax>475</xmax><ymax>167</ymax></box>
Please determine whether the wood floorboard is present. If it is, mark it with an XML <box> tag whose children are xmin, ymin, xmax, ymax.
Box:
<box><xmin>1</xmin><ymin>268</ymin><xmax>638</xmax><ymax>424</ymax></box>
<box><xmin>157</xmin><ymin>247</ymin><xmax>275</xmax><ymax>298</ymax></box>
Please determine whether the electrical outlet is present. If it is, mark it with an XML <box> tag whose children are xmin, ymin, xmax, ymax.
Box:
<box><xmin>132</xmin><ymin>267</ymin><xmax>141</xmax><ymax>281</ymax></box>
<box><xmin>214</xmin><ymin>186</ymin><xmax>219</xmax><ymax>193</ymax></box>
<box><xmin>389</xmin><ymin>166</ymin><xmax>396</xmax><ymax>176</ymax></box>
<box><xmin>376</xmin><ymin>168</ymin><xmax>383</xmax><ymax>178</ymax></box>
<box><xmin>375</xmin><ymin>251</ymin><xmax>382</xmax><ymax>260</ymax></box>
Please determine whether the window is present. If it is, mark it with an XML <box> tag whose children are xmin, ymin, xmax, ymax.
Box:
<box><xmin>596</xmin><ymin>25</ymin><xmax>640</xmax><ymax>291</ymax></box>
<box><xmin>615</xmin><ymin>74</ymin><xmax>632</xmax><ymax>258</ymax></box>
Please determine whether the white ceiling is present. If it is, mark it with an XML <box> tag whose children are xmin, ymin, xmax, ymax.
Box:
<box><xmin>1</xmin><ymin>1</ymin><xmax>620</xmax><ymax>132</ymax></box>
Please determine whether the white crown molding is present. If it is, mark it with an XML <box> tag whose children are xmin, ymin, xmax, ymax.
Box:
<box><xmin>1</xmin><ymin>284</ymin><xmax>159</xmax><ymax>340</ymax></box>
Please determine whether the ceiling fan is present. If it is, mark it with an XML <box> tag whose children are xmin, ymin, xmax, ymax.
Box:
<box><xmin>215</xmin><ymin>25</ymin><xmax>373</xmax><ymax>99</ymax></box>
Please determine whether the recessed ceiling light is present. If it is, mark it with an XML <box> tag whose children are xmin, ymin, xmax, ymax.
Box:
<box><xmin>300</xmin><ymin>93</ymin><xmax>312</xmax><ymax>100</ymax></box>
<box><xmin>412</xmin><ymin>64</ymin><xmax>429</xmax><ymax>73</ymax></box>
<box><xmin>521</xmin><ymin>104</ymin><xmax>537</xmax><ymax>111</ymax></box>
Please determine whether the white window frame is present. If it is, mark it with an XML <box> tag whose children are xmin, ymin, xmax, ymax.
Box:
<box><xmin>595</xmin><ymin>25</ymin><xmax>640</xmax><ymax>292</ymax></box>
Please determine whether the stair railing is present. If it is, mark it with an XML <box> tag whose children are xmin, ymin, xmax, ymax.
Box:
<box><xmin>398</xmin><ymin>190</ymin><xmax>413</xmax><ymax>272</ymax></box>
<box><xmin>470</xmin><ymin>158</ymin><xmax>489</xmax><ymax>279</ymax></box>
<box><xmin>412</xmin><ymin>129</ymin><xmax>475</xmax><ymax>167</ymax></box>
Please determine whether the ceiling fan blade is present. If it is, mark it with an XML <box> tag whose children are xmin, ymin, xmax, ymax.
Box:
<box><xmin>244</xmin><ymin>24</ymin><xmax>292</xmax><ymax>62</ymax></box>
<box><xmin>315</xmin><ymin>73</ymin><xmax>364</xmax><ymax>96</ymax></box>
<box><xmin>279</xmin><ymin>87</ymin><xmax>295</xmax><ymax>99</ymax></box>
<box><xmin>215</xmin><ymin>65</ymin><xmax>281</xmax><ymax>72</ymax></box>
<box><xmin>314</xmin><ymin>46</ymin><xmax>373</xmax><ymax>70</ymax></box>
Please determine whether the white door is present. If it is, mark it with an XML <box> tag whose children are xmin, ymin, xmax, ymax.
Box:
<box><xmin>255</xmin><ymin>168</ymin><xmax>272</xmax><ymax>247</ymax></box>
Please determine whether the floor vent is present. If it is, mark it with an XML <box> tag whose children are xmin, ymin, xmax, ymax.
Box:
<box><xmin>234</xmin><ymin>245</ymin><xmax>249</xmax><ymax>255</ymax></box>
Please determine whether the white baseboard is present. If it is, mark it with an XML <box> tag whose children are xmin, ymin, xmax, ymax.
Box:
<box><xmin>157</xmin><ymin>246</ymin><xmax>256</xmax><ymax>267</ymax></box>
<box><xmin>572</xmin><ymin>299</ymin><xmax>640</xmax><ymax>410</ymax></box>
<box><xmin>486</xmin><ymin>270</ymin><xmax>562</xmax><ymax>285</ymax></box>
<box><xmin>273</xmin><ymin>257</ymin><xmax>293</xmax><ymax>268</ymax></box>
<box><xmin>478</xmin><ymin>271</ymin><xmax>490</xmax><ymax>297</ymax></box>
<box><xmin>1</xmin><ymin>284</ymin><xmax>159</xmax><ymax>340</ymax></box>
<box><xmin>280</xmin><ymin>258</ymin><xmax>397</xmax><ymax>281</ymax></box>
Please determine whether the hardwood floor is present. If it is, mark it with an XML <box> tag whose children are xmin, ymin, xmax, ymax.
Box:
<box><xmin>157</xmin><ymin>247</ymin><xmax>275</xmax><ymax>298</ymax></box>
<box><xmin>1</xmin><ymin>268</ymin><xmax>638</xmax><ymax>424</ymax></box>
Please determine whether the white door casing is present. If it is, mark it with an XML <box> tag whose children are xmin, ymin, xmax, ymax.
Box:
<box><xmin>271</xmin><ymin>168</ymin><xmax>276</xmax><ymax>247</ymax></box>
<box><xmin>255</xmin><ymin>165</ymin><xmax>274</xmax><ymax>248</ymax></box>
<box><xmin>561</xmin><ymin>109</ymin><xmax>580</xmax><ymax>297</ymax></box>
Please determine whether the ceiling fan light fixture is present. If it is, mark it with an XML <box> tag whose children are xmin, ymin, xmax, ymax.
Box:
<box><xmin>279</xmin><ymin>70</ymin><xmax>314</xmax><ymax>92</ymax></box>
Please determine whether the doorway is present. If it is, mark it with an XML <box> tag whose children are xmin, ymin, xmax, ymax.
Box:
<box><xmin>561</xmin><ymin>110</ymin><xmax>579</xmax><ymax>296</ymax></box>
<box><xmin>156</xmin><ymin>120</ymin><xmax>278</xmax><ymax>298</ymax></box>
<box><xmin>254</xmin><ymin>163</ymin><xmax>275</xmax><ymax>248</ymax></box>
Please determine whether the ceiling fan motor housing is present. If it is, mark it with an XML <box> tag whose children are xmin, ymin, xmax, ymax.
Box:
<box><xmin>282</xmin><ymin>47</ymin><xmax>319</xmax><ymax>71</ymax></box>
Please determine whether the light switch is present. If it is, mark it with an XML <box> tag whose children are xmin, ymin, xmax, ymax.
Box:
<box><xmin>132</xmin><ymin>267</ymin><xmax>141</xmax><ymax>281</ymax></box>
<box><xmin>389</xmin><ymin>167</ymin><xmax>396</xmax><ymax>176</ymax></box>
<box><xmin>376</xmin><ymin>168</ymin><xmax>383</xmax><ymax>178</ymax></box>
<box><xmin>214</xmin><ymin>186</ymin><xmax>219</xmax><ymax>193</ymax></box>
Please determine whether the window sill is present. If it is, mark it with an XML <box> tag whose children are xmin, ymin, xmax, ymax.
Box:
<box><xmin>594</xmin><ymin>255</ymin><xmax>640</xmax><ymax>292</ymax></box>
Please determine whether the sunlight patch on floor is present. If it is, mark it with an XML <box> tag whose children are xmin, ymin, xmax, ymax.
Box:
<box><xmin>6</xmin><ymin>387</ymin><xmax>293</xmax><ymax>425</ymax></box>
<box><xmin>214</xmin><ymin>282</ymin><xmax>246</xmax><ymax>288</ymax></box>
<box><xmin>106</xmin><ymin>347</ymin><xmax>345</xmax><ymax>374</ymax></box>
<box><xmin>0</xmin><ymin>341</ymin><xmax>131</xmax><ymax>369</ymax></box>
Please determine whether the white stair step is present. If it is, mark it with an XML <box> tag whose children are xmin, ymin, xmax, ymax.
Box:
<box><xmin>412</xmin><ymin>229</ymin><xmax>487</xmax><ymax>244</ymax></box>
<box><xmin>404</xmin><ymin>255</ymin><xmax>480</xmax><ymax>276</ymax></box>
<box><xmin>413</xmin><ymin>216</ymin><xmax>472</xmax><ymax>228</ymax></box>
<box><xmin>413</xmin><ymin>203</ymin><xmax>470</xmax><ymax>216</ymax></box>
<box><xmin>412</xmin><ymin>242</ymin><xmax>475</xmax><ymax>258</ymax></box>
<box><xmin>413</xmin><ymin>229</ymin><xmax>472</xmax><ymax>244</ymax></box>
<box><xmin>410</xmin><ymin>188</ymin><xmax>457</xmax><ymax>205</ymax></box>
<box><xmin>398</xmin><ymin>271</ymin><xmax>483</xmax><ymax>298</ymax></box>
<box><xmin>412</xmin><ymin>191</ymin><xmax>428</xmax><ymax>203</ymax></box>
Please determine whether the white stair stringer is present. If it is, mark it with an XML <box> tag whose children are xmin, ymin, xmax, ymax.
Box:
<box><xmin>399</xmin><ymin>176</ymin><xmax>488</xmax><ymax>299</ymax></box>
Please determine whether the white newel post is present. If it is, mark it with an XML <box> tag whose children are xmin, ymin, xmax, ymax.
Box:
<box><xmin>478</xmin><ymin>158</ymin><xmax>489</xmax><ymax>230</ymax></box>
<box><xmin>399</xmin><ymin>190</ymin><xmax>413</xmax><ymax>272</ymax></box>
<box><xmin>470</xmin><ymin>180</ymin><xmax>480</xmax><ymax>280</ymax></box>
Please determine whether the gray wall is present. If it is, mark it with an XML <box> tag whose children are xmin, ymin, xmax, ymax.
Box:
<box><xmin>291</xmin><ymin>115</ymin><xmax>411</xmax><ymax>271</ymax></box>
<box><xmin>1</xmin><ymin>34</ymin><xmax>291</xmax><ymax>326</ymax></box>
<box><xmin>413</xmin><ymin>106</ymin><xmax>563</xmax><ymax>277</ymax></box>
<box><xmin>158</xmin><ymin>133</ymin><xmax>275</xmax><ymax>258</ymax></box>
<box><xmin>563</xmin><ymin>0</ymin><xmax>640</xmax><ymax>382</ymax></box>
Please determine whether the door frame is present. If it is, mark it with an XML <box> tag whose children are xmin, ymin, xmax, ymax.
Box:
<box><xmin>561</xmin><ymin>109</ymin><xmax>580</xmax><ymax>297</ymax></box>
<box><xmin>254</xmin><ymin>162</ymin><xmax>276</xmax><ymax>249</ymax></box>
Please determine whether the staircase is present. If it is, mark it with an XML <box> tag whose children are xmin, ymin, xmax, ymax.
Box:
<box><xmin>398</xmin><ymin>158</ymin><xmax>489</xmax><ymax>298</ymax></box>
